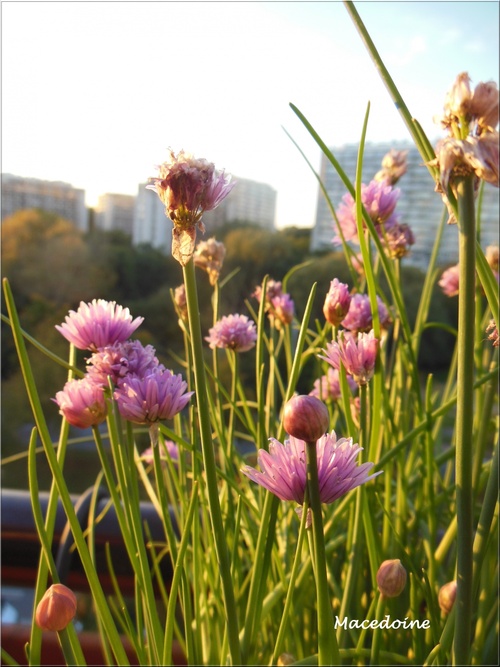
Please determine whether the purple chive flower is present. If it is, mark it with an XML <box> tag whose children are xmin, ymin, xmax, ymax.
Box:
<box><xmin>486</xmin><ymin>319</ymin><xmax>499</xmax><ymax>347</ymax></box>
<box><xmin>206</xmin><ymin>314</ymin><xmax>257</xmax><ymax>352</ymax></box>
<box><xmin>147</xmin><ymin>149</ymin><xmax>235</xmax><ymax>266</ymax></box>
<box><xmin>86</xmin><ymin>340</ymin><xmax>161</xmax><ymax>387</ymax></box>
<box><xmin>323</xmin><ymin>279</ymin><xmax>352</xmax><ymax>326</ymax></box>
<box><xmin>53</xmin><ymin>377</ymin><xmax>107</xmax><ymax>429</ymax></box>
<box><xmin>141</xmin><ymin>439</ymin><xmax>179</xmax><ymax>468</ymax></box>
<box><xmin>341</xmin><ymin>293</ymin><xmax>390</xmax><ymax>333</ymax></box>
<box><xmin>241</xmin><ymin>432</ymin><xmax>381</xmax><ymax>516</ymax></box>
<box><xmin>269</xmin><ymin>293</ymin><xmax>295</xmax><ymax>328</ymax></box>
<box><xmin>309</xmin><ymin>367</ymin><xmax>358</xmax><ymax>402</ymax></box>
<box><xmin>334</xmin><ymin>180</ymin><xmax>400</xmax><ymax>245</ymax></box>
<box><xmin>114</xmin><ymin>367</ymin><xmax>193</xmax><ymax>424</ymax></box>
<box><xmin>320</xmin><ymin>330</ymin><xmax>379</xmax><ymax>386</ymax></box>
<box><xmin>381</xmin><ymin>221</ymin><xmax>416</xmax><ymax>259</ymax></box>
<box><xmin>253</xmin><ymin>279</ymin><xmax>283</xmax><ymax>307</ymax></box>
<box><xmin>56</xmin><ymin>299</ymin><xmax>143</xmax><ymax>352</ymax></box>
<box><xmin>438</xmin><ymin>264</ymin><xmax>460</xmax><ymax>297</ymax></box>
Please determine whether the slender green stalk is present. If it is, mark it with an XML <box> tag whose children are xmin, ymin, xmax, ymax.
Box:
<box><xmin>306</xmin><ymin>440</ymin><xmax>340</xmax><ymax>666</ymax></box>
<box><xmin>453</xmin><ymin>175</ymin><xmax>477</xmax><ymax>665</ymax></box>
<box><xmin>182</xmin><ymin>257</ymin><xmax>241</xmax><ymax>665</ymax></box>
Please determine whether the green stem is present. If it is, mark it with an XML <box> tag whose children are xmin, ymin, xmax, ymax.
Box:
<box><xmin>182</xmin><ymin>257</ymin><xmax>241</xmax><ymax>665</ymax></box>
<box><xmin>306</xmin><ymin>440</ymin><xmax>340</xmax><ymax>666</ymax></box>
<box><xmin>453</xmin><ymin>175</ymin><xmax>476</xmax><ymax>665</ymax></box>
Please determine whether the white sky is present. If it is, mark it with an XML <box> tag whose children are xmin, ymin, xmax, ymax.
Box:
<box><xmin>2</xmin><ymin>1</ymin><xmax>499</xmax><ymax>228</ymax></box>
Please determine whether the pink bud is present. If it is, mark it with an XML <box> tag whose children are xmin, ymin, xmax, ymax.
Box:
<box><xmin>438</xmin><ymin>580</ymin><xmax>457</xmax><ymax>614</ymax></box>
<box><xmin>35</xmin><ymin>583</ymin><xmax>77</xmax><ymax>632</ymax></box>
<box><xmin>376</xmin><ymin>559</ymin><xmax>407</xmax><ymax>598</ymax></box>
<box><xmin>283</xmin><ymin>395</ymin><xmax>329</xmax><ymax>443</ymax></box>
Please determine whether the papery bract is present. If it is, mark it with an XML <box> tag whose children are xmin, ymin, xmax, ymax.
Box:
<box><xmin>35</xmin><ymin>584</ymin><xmax>77</xmax><ymax>632</ymax></box>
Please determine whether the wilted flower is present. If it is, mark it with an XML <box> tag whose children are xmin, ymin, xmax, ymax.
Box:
<box><xmin>283</xmin><ymin>395</ymin><xmax>330</xmax><ymax>443</ymax></box>
<box><xmin>469</xmin><ymin>80</ymin><xmax>499</xmax><ymax>131</ymax></box>
<box><xmin>141</xmin><ymin>439</ymin><xmax>179</xmax><ymax>468</ymax></box>
<box><xmin>253</xmin><ymin>279</ymin><xmax>284</xmax><ymax>306</ymax></box>
<box><xmin>86</xmin><ymin>340</ymin><xmax>160</xmax><ymax>386</ymax></box>
<box><xmin>205</xmin><ymin>314</ymin><xmax>257</xmax><ymax>352</ymax></box>
<box><xmin>148</xmin><ymin>149</ymin><xmax>235</xmax><ymax>266</ymax></box>
<box><xmin>376</xmin><ymin>559</ymin><xmax>407</xmax><ymax>598</ymax></box>
<box><xmin>485</xmin><ymin>244</ymin><xmax>499</xmax><ymax>272</ymax></box>
<box><xmin>341</xmin><ymin>293</ymin><xmax>390</xmax><ymax>333</ymax></box>
<box><xmin>374</xmin><ymin>149</ymin><xmax>408</xmax><ymax>185</ymax></box>
<box><xmin>320</xmin><ymin>330</ymin><xmax>379</xmax><ymax>386</ymax></box>
<box><xmin>114</xmin><ymin>367</ymin><xmax>193</xmax><ymax>424</ymax></box>
<box><xmin>323</xmin><ymin>279</ymin><xmax>351</xmax><ymax>326</ymax></box>
<box><xmin>35</xmin><ymin>584</ymin><xmax>77</xmax><ymax>632</ymax></box>
<box><xmin>54</xmin><ymin>378</ymin><xmax>107</xmax><ymax>429</ymax></box>
<box><xmin>309</xmin><ymin>367</ymin><xmax>358</xmax><ymax>402</ymax></box>
<box><xmin>438</xmin><ymin>581</ymin><xmax>457</xmax><ymax>614</ymax></box>
<box><xmin>381</xmin><ymin>221</ymin><xmax>415</xmax><ymax>259</ymax></box>
<box><xmin>241</xmin><ymin>431</ymin><xmax>381</xmax><ymax>516</ymax></box>
<box><xmin>438</xmin><ymin>264</ymin><xmax>460</xmax><ymax>297</ymax></box>
<box><xmin>56</xmin><ymin>299</ymin><xmax>143</xmax><ymax>352</ymax></box>
<box><xmin>486</xmin><ymin>319</ymin><xmax>499</xmax><ymax>347</ymax></box>
<box><xmin>193</xmin><ymin>237</ymin><xmax>226</xmax><ymax>285</ymax></box>
<box><xmin>173</xmin><ymin>284</ymin><xmax>188</xmax><ymax>321</ymax></box>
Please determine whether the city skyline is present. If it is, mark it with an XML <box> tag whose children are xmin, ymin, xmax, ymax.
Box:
<box><xmin>2</xmin><ymin>1</ymin><xmax>498</xmax><ymax>229</ymax></box>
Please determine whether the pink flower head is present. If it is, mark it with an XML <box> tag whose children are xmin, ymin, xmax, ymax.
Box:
<box><xmin>269</xmin><ymin>293</ymin><xmax>295</xmax><ymax>328</ymax></box>
<box><xmin>86</xmin><ymin>340</ymin><xmax>161</xmax><ymax>387</ymax></box>
<box><xmin>147</xmin><ymin>149</ymin><xmax>235</xmax><ymax>266</ymax></box>
<box><xmin>114</xmin><ymin>367</ymin><xmax>193</xmax><ymax>424</ymax></box>
<box><xmin>253</xmin><ymin>279</ymin><xmax>283</xmax><ymax>306</ymax></box>
<box><xmin>333</xmin><ymin>180</ymin><xmax>400</xmax><ymax>245</ymax></box>
<box><xmin>438</xmin><ymin>264</ymin><xmax>460</xmax><ymax>297</ymax></box>
<box><xmin>309</xmin><ymin>367</ymin><xmax>357</xmax><ymax>402</ymax></box>
<box><xmin>320</xmin><ymin>330</ymin><xmax>379</xmax><ymax>386</ymax></box>
<box><xmin>341</xmin><ymin>293</ymin><xmax>390</xmax><ymax>333</ymax></box>
<box><xmin>381</xmin><ymin>221</ymin><xmax>416</xmax><ymax>259</ymax></box>
<box><xmin>193</xmin><ymin>237</ymin><xmax>226</xmax><ymax>285</ymax></box>
<box><xmin>241</xmin><ymin>431</ymin><xmax>381</xmax><ymax>513</ymax></box>
<box><xmin>141</xmin><ymin>439</ymin><xmax>179</xmax><ymax>468</ymax></box>
<box><xmin>56</xmin><ymin>299</ymin><xmax>143</xmax><ymax>352</ymax></box>
<box><xmin>54</xmin><ymin>377</ymin><xmax>107</xmax><ymax>429</ymax></box>
<box><xmin>323</xmin><ymin>279</ymin><xmax>352</xmax><ymax>326</ymax></box>
<box><xmin>206</xmin><ymin>314</ymin><xmax>257</xmax><ymax>352</ymax></box>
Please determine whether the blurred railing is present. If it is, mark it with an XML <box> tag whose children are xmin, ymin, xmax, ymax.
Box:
<box><xmin>1</xmin><ymin>488</ymin><xmax>185</xmax><ymax>666</ymax></box>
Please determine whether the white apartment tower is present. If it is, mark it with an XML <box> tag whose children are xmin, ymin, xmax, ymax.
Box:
<box><xmin>202</xmin><ymin>177</ymin><xmax>277</xmax><ymax>230</ymax></box>
<box><xmin>133</xmin><ymin>184</ymin><xmax>172</xmax><ymax>253</ymax></box>
<box><xmin>1</xmin><ymin>173</ymin><xmax>87</xmax><ymax>231</ymax></box>
<box><xmin>311</xmin><ymin>142</ymin><xmax>499</xmax><ymax>268</ymax></box>
<box><xmin>95</xmin><ymin>193</ymin><xmax>136</xmax><ymax>235</ymax></box>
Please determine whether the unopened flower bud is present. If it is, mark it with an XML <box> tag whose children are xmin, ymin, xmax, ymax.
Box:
<box><xmin>277</xmin><ymin>653</ymin><xmax>297</xmax><ymax>666</ymax></box>
<box><xmin>438</xmin><ymin>580</ymin><xmax>457</xmax><ymax>614</ymax></box>
<box><xmin>323</xmin><ymin>279</ymin><xmax>351</xmax><ymax>326</ymax></box>
<box><xmin>35</xmin><ymin>583</ymin><xmax>77</xmax><ymax>632</ymax></box>
<box><xmin>376</xmin><ymin>559</ymin><xmax>407</xmax><ymax>598</ymax></box>
<box><xmin>283</xmin><ymin>395</ymin><xmax>329</xmax><ymax>443</ymax></box>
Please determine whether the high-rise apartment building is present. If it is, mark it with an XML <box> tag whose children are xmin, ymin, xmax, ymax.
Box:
<box><xmin>95</xmin><ymin>193</ymin><xmax>136</xmax><ymax>235</ymax></box>
<box><xmin>311</xmin><ymin>142</ymin><xmax>499</xmax><ymax>268</ymax></box>
<box><xmin>132</xmin><ymin>184</ymin><xmax>172</xmax><ymax>253</ymax></box>
<box><xmin>202</xmin><ymin>177</ymin><xmax>277</xmax><ymax>230</ymax></box>
<box><xmin>1</xmin><ymin>173</ymin><xmax>87</xmax><ymax>231</ymax></box>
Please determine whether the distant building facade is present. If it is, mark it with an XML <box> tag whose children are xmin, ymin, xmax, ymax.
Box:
<box><xmin>311</xmin><ymin>142</ymin><xmax>499</xmax><ymax>268</ymax></box>
<box><xmin>1</xmin><ymin>173</ymin><xmax>87</xmax><ymax>231</ymax></box>
<box><xmin>95</xmin><ymin>193</ymin><xmax>135</xmax><ymax>235</ymax></box>
<box><xmin>132</xmin><ymin>184</ymin><xmax>172</xmax><ymax>253</ymax></box>
<box><xmin>203</xmin><ymin>176</ymin><xmax>277</xmax><ymax>230</ymax></box>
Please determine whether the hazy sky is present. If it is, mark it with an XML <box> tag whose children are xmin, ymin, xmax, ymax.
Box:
<box><xmin>2</xmin><ymin>1</ymin><xmax>499</xmax><ymax>228</ymax></box>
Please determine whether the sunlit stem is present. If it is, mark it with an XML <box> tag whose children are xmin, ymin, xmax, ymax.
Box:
<box><xmin>453</xmin><ymin>175</ymin><xmax>476</xmax><ymax>665</ymax></box>
<box><xmin>306</xmin><ymin>439</ymin><xmax>340</xmax><ymax>666</ymax></box>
